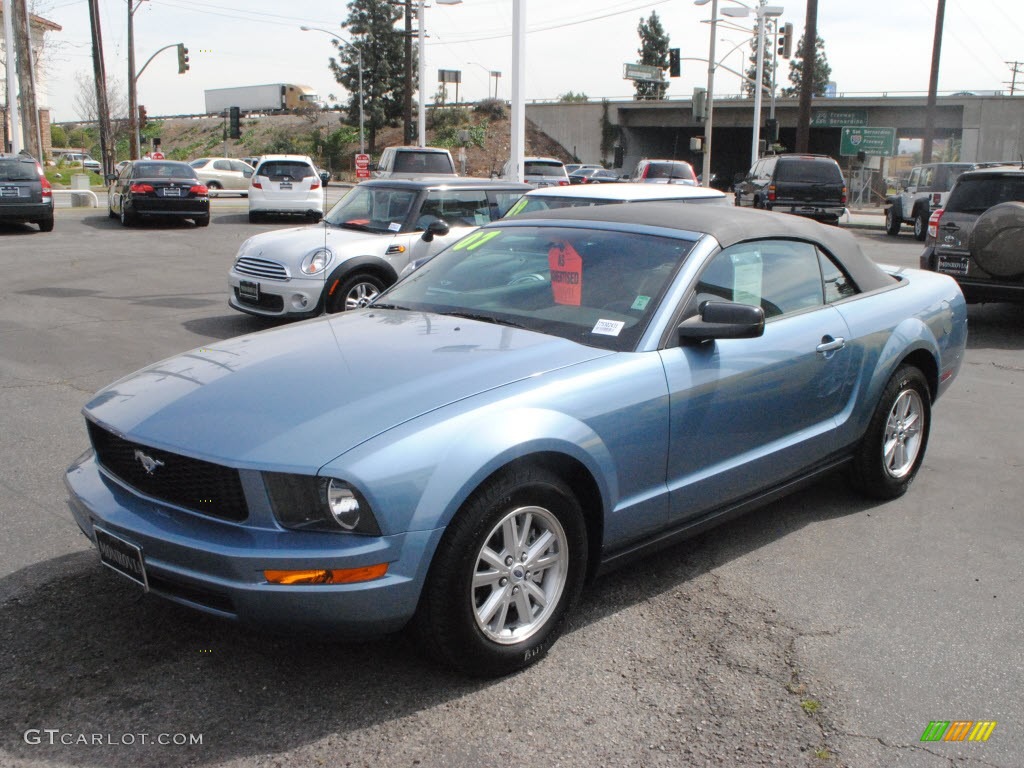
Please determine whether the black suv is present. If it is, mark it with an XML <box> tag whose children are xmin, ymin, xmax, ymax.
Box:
<box><xmin>920</xmin><ymin>164</ymin><xmax>1024</xmax><ymax>303</ymax></box>
<box><xmin>0</xmin><ymin>153</ymin><xmax>54</xmax><ymax>232</ymax></box>
<box><xmin>734</xmin><ymin>154</ymin><xmax>846</xmax><ymax>225</ymax></box>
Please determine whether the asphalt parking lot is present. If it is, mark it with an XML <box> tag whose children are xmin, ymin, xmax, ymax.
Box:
<box><xmin>1</xmin><ymin>206</ymin><xmax>1020</xmax><ymax>768</ymax></box>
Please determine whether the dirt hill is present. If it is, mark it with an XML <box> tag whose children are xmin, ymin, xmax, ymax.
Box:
<box><xmin>134</xmin><ymin>109</ymin><xmax>575</xmax><ymax>180</ymax></box>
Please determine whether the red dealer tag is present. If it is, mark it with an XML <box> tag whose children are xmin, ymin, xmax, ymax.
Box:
<box><xmin>548</xmin><ymin>241</ymin><xmax>583</xmax><ymax>306</ymax></box>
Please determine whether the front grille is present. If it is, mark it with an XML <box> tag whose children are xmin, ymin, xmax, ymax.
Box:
<box><xmin>235</xmin><ymin>256</ymin><xmax>289</xmax><ymax>280</ymax></box>
<box><xmin>233</xmin><ymin>287</ymin><xmax>284</xmax><ymax>311</ymax></box>
<box><xmin>87</xmin><ymin>421</ymin><xmax>248</xmax><ymax>522</ymax></box>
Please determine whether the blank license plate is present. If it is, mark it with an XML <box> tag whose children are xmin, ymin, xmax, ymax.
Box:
<box><xmin>937</xmin><ymin>254</ymin><xmax>969</xmax><ymax>276</ymax></box>
<box><xmin>239</xmin><ymin>280</ymin><xmax>260</xmax><ymax>301</ymax></box>
<box><xmin>95</xmin><ymin>526</ymin><xmax>148</xmax><ymax>589</ymax></box>
<box><xmin>0</xmin><ymin>186</ymin><xmax>21</xmax><ymax>197</ymax></box>
<box><xmin>278</xmin><ymin>182</ymin><xmax>293</xmax><ymax>190</ymax></box>
<box><xmin>162</xmin><ymin>187</ymin><xmax>182</xmax><ymax>197</ymax></box>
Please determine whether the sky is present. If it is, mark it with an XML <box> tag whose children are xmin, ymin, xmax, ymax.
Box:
<box><xmin>35</xmin><ymin>0</ymin><xmax>1024</xmax><ymax>123</ymax></box>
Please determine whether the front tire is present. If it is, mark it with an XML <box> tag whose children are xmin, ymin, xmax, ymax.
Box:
<box><xmin>884</xmin><ymin>206</ymin><xmax>901</xmax><ymax>236</ymax></box>
<box><xmin>850</xmin><ymin>365</ymin><xmax>931</xmax><ymax>499</ymax></box>
<box><xmin>413</xmin><ymin>465</ymin><xmax>587</xmax><ymax>677</ymax></box>
<box><xmin>327</xmin><ymin>273</ymin><xmax>386</xmax><ymax>313</ymax></box>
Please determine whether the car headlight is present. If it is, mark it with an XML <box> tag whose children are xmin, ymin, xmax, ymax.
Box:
<box><xmin>264</xmin><ymin>473</ymin><xmax>380</xmax><ymax>535</ymax></box>
<box><xmin>300</xmin><ymin>248</ymin><xmax>333</xmax><ymax>275</ymax></box>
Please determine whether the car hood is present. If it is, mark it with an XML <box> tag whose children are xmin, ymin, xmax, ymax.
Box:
<box><xmin>237</xmin><ymin>224</ymin><xmax>392</xmax><ymax>265</ymax></box>
<box><xmin>83</xmin><ymin>310</ymin><xmax>611</xmax><ymax>472</ymax></box>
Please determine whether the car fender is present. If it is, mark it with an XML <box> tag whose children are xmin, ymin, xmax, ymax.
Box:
<box><xmin>321</xmin><ymin>255</ymin><xmax>399</xmax><ymax>304</ymax></box>
<box><xmin>323</xmin><ymin>405</ymin><xmax>617</xmax><ymax>539</ymax></box>
<box><xmin>885</xmin><ymin>196</ymin><xmax>902</xmax><ymax>218</ymax></box>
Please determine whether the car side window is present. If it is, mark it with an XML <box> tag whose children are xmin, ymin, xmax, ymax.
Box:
<box><xmin>686</xmin><ymin>240</ymin><xmax>825</xmax><ymax>320</ymax></box>
<box><xmin>230</xmin><ymin>161</ymin><xmax>251</xmax><ymax>174</ymax></box>
<box><xmin>213</xmin><ymin>160</ymin><xmax>232</xmax><ymax>171</ymax></box>
<box><xmin>908</xmin><ymin>168</ymin><xmax>921</xmax><ymax>189</ymax></box>
<box><xmin>919</xmin><ymin>166</ymin><xmax>935</xmax><ymax>191</ymax></box>
<box><xmin>819</xmin><ymin>249</ymin><xmax>858</xmax><ymax>303</ymax></box>
<box><xmin>493</xmin><ymin>191</ymin><xmax>524</xmax><ymax>218</ymax></box>
<box><xmin>418</xmin><ymin>190</ymin><xmax>490</xmax><ymax>228</ymax></box>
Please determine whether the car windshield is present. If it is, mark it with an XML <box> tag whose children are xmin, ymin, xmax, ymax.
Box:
<box><xmin>505</xmin><ymin>196</ymin><xmax>624</xmax><ymax>216</ymax></box>
<box><xmin>393</xmin><ymin>152</ymin><xmax>454</xmax><ymax>174</ymax></box>
<box><xmin>0</xmin><ymin>159</ymin><xmax>37</xmax><ymax>181</ymax></box>
<box><xmin>380</xmin><ymin>225</ymin><xmax>696</xmax><ymax>352</ymax></box>
<box><xmin>524</xmin><ymin>162</ymin><xmax>566</xmax><ymax>177</ymax></box>
<box><xmin>134</xmin><ymin>162</ymin><xmax>197</xmax><ymax>179</ymax></box>
<box><xmin>774</xmin><ymin>161</ymin><xmax>842</xmax><ymax>183</ymax></box>
<box><xmin>645</xmin><ymin>162</ymin><xmax>695</xmax><ymax>180</ymax></box>
<box><xmin>946</xmin><ymin>176</ymin><xmax>1024</xmax><ymax>214</ymax></box>
<box><xmin>324</xmin><ymin>185</ymin><xmax>417</xmax><ymax>233</ymax></box>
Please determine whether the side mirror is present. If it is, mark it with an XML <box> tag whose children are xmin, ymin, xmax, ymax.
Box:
<box><xmin>105</xmin><ymin>174</ymin><xmax>117</xmax><ymax>184</ymax></box>
<box><xmin>678</xmin><ymin>301</ymin><xmax>765</xmax><ymax>341</ymax></box>
<box><xmin>243</xmin><ymin>170</ymin><xmax>253</xmax><ymax>178</ymax></box>
<box><xmin>421</xmin><ymin>219</ymin><xmax>450</xmax><ymax>242</ymax></box>
<box><xmin>733</xmin><ymin>172</ymin><xmax>746</xmax><ymax>184</ymax></box>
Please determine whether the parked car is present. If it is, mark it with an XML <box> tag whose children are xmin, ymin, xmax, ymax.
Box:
<box><xmin>565</xmin><ymin>163</ymin><xmax>603</xmax><ymax>175</ymax></box>
<box><xmin>628</xmin><ymin>159</ymin><xmax>698</xmax><ymax>186</ymax></box>
<box><xmin>503</xmin><ymin>157</ymin><xmax>570</xmax><ymax>188</ymax></box>
<box><xmin>248</xmin><ymin>154</ymin><xmax>324</xmax><ymax>223</ymax></box>
<box><xmin>885</xmin><ymin>162</ymin><xmax>974</xmax><ymax>240</ymax></box>
<box><xmin>920</xmin><ymin>163</ymin><xmax>1024</xmax><ymax>302</ymax></box>
<box><xmin>0</xmin><ymin>153</ymin><xmax>54</xmax><ymax>232</ymax></box>
<box><xmin>734</xmin><ymin>154</ymin><xmax>847</xmax><ymax>226</ymax></box>
<box><xmin>373</xmin><ymin>146</ymin><xmax>457</xmax><ymax>179</ymax></box>
<box><xmin>67</xmin><ymin>203</ymin><xmax>967</xmax><ymax>677</ymax></box>
<box><xmin>505</xmin><ymin>181</ymin><xmax>728</xmax><ymax>217</ymax></box>
<box><xmin>60</xmin><ymin>152</ymin><xmax>101</xmax><ymax>172</ymax></box>
<box><xmin>568</xmin><ymin>168</ymin><xmax>622</xmax><ymax>184</ymax></box>
<box><xmin>107</xmin><ymin>160</ymin><xmax>210</xmax><ymax>227</ymax></box>
<box><xmin>229</xmin><ymin>177</ymin><xmax>530</xmax><ymax>318</ymax></box>
<box><xmin>188</xmin><ymin>157</ymin><xmax>254</xmax><ymax>196</ymax></box>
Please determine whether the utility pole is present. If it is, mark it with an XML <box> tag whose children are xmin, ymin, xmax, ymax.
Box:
<box><xmin>87</xmin><ymin>0</ymin><xmax>115</xmax><ymax>177</ymax></box>
<box><xmin>794</xmin><ymin>0</ymin><xmax>817</xmax><ymax>152</ymax></box>
<box><xmin>1006</xmin><ymin>61</ymin><xmax>1022</xmax><ymax>96</ymax></box>
<box><xmin>3</xmin><ymin>0</ymin><xmax>22</xmax><ymax>153</ymax></box>
<box><xmin>921</xmin><ymin>0</ymin><xmax>945</xmax><ymax>164</ymax></box>
<box><xmin>403</xmin><ymin>0</ymin><xmax>413</xmax><ymax>144</ymax></box>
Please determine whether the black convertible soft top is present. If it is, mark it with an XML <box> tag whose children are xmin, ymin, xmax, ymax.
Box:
<box><xmin>511</xmin><ymin>201</ymin><xmax>895</xmax><ymax>294</ymax></box>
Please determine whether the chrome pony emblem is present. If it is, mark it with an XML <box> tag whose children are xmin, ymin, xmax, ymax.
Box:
<box><xmin>133</xmin><ymin>449</ymin><xmax>165</xmax><ymax>475</ymax></box>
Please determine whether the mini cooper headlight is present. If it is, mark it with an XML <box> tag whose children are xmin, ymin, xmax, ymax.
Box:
<box><xmin>264</xmin><ymin>473</ymin><xmax>380</xmax><ymax>535</ymax></box>
<box><xmin>300</xmin><ymin>248</ymin><xmax>333</xmax><ymax>275</ymax></box>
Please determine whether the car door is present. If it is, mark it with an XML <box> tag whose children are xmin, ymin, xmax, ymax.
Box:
<box><xmin>109</xmin><ymin>162</ymin><xmax>131</xmax><ymax>213</ymax></box>
<box><xmin>659</xmin><ymin>238</ymin><xmax>854</xmax><ymax>524</ymax></box>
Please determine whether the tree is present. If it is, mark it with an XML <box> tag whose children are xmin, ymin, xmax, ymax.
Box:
<box><xmin>331</xmin><ymin>0</ymin><xmax>408</xmax><ymax>153</ymax></box>
<box><xmin>73</xmin><ymin>71</ymin><xmax>127</xmax><ymax>123</ymax></box>
<box><xmin>634</xmin><ymin>11</ymin><xmax>669</xmax><ymax>100</ymax></box>
<box><xmin>783</xmin><ymin>34</ymin><xmax>831</xmax><ymax>97</ymax></box>
<box><xmin>743</xmin><ymin>24</ymin><xmax>777</xmax><ymax>99</ymax></box>
<box><xmin>558</xmin><ymin>91</ymin><xmax>588</xmax><ymax>103</ymax></box>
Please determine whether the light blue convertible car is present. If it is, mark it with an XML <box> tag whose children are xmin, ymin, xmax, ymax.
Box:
<box><xmin>66</xmin><ymin>204</ymin><xmax>967</xmax><ymax>677</ymax></box>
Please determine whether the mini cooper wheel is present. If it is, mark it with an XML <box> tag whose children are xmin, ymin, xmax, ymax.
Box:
<box><xmin>851</xmin><ymin>365</ymin><xmax>931</xmax><ymax>499</ymax></box>
<box><xmin>328</xmin><ymin>273</ymin><xmax>386</xmax><ymax>313</ymax></box>
<box><xmin>413</xmin><ymin>466</ymin><xmax>587</xmax><ymax>677</ymax></box>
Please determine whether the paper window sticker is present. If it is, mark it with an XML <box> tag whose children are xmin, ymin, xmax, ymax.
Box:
<box><xmin>731</xmin><ymin>252</ymin><xmax>763</xmax><ymax>306</ymax></box>
<box><xmin>388</xmin><ymin>222</ymin><xmax>402</xmax><ymax>232</ymax></box>
<box><xmin>592</xmin><ymin>319</ymin><xmax>625</xmax><ymax>336</ymax></box>
<box><xmin>548</xmin><ymin>241</ymin><xmax>583</xmax><ymax>306</ymax></box>
<box><xmin>630</xmin><ymin>295</ymin><xmax>651</xmax><ymax>311</ymax></box>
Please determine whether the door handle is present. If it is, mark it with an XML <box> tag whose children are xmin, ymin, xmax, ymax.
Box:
<box><xmin>816</xmin><ymin>336</ymin><xmax>846</xmax><ymax>354</ymax></box>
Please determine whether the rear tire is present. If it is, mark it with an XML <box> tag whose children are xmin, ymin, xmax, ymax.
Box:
<box><xmin>850</xmin><ymin>365</ymin><xmax>931</xmax><ymax>500</ymax></box>
<box><xmin>248</xmin><ymin>211</ymin><xmax>261</xmax><ymax>224</ymax></box>
<box><xmin>37</xmin><ymin>216</ymin><xmax>54</xmax><ymax>232</ymax></box>
<box><xmin>120</xmin><ymin>202</ymin><xmax>134</xmax><ymax>227</ymax></box>
<box><xmin>194</xmin><ymin>214</ymin><xmax>210</xmax><ymax>227</ymax></box>
<box><xmin>913</xmin><ymin>209</ymin><xmax>928</xmax><ymax>241</ymax></box>
<box><xmin>412</xmin><ymin>465</ymin><xmax>587</xmax><ymax>677</ymax></box>
<box><xmin>206</xmin><ymin>181</ymin><xmax>222</xmax><ymax>197</ymax></box>
<box><xmin>884</xmin><ymin>206</ymin><xmax>901</xmax><ymax>236</ymax></box>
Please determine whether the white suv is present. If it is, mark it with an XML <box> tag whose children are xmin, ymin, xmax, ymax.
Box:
<box><xmin>248</xmin><ymin>154</ymin><xmax>324</xmax><ymax>223</ymax></box>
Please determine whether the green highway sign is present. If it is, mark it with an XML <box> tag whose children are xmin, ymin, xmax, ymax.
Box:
<box><xmin>840</xmin><ymin>126</ymin><xmax>897</xmax><ymax>157</ymax></box>
<box><xmin>623</xmin><ymin>63</ymin><xmax>663</xmax><ymax>82</ymax></box>
<box><xmin>811</xmin><ymin>109</ymin><xmax>868</xmax><ymax>127</ymax></box>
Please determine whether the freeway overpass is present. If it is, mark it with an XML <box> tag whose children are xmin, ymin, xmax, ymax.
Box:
<box><xmin>526</xmin><ymin>94</ymin><xmax>1024</xmax><ymax>199</ymax></box>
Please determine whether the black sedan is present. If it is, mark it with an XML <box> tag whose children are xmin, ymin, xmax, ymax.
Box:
<box><xmin>568</xmin><ymin>168</ymin><xmax>622</xmax><ymax>185</ymax></box>
<box><xmin>107</xmin><ymin>160</ymin><xmax>210</xmax><ymax>227</ymax></box>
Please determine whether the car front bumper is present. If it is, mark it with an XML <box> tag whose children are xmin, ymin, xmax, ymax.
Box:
<box><xmin>228</xmin><ymin>269</ymin><xmax>326</xmax><ymax>318</ymax></box>
<box><xmin>65</xmin><ymin>450</ymin><xmax>441</xmax><ymax>636</ymax></box>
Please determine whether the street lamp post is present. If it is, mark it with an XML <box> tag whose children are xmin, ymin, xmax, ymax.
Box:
<box><xmin>694</xmin><ymin>0</ymin><xmax>718</xmax><ymax>188</ymax></box>
<box><xmin>127</xmin><ymin>0</ymin><xmax>149</xmax><ymax>160</ymax></box>
<box><xmin>300</xmin><ymin>25</ymin><xmax>364</xmax><ymax>154</ymax></box>
<box><xmin>417</xmin><ymin>0</ymin><xmax>462</xmax><ymax>147</ymax></box>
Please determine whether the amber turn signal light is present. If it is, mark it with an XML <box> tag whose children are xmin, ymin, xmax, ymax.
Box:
<box><xmin>264</xmin><ymin>563</ymin><xmax>388</xmax><ymax>585</ymax></box>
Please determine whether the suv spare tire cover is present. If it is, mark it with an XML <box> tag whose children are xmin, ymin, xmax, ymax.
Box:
<box><xmin>969</xmin><ymin>201</ymin><xmax>1024</xmax><ymax>279</ymax></box>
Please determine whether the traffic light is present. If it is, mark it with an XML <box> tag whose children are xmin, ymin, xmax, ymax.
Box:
<box><xmin>229</xmin><ymin>106</ymin><xmax>241</xmax><ymax>139</ymax></box>
<box><xmin>669</xmin><ymin>48</ymin><xmax>680</xmax><ymax>78</ymax></box>
<box><xmin>692</xmin><ymin>87</ymin><xmax>707</xmax><ymax>121</ymax></box>
<box><xmin>138</xmin><ymin>104</ymin><xmax>147</xmax><ymax>128</ymax></box>
<box><xmin>778</xmin><ymin>22</ymin><xmax>793</xmax><ymax>58</ymax></box>
<box><xmin>765</xmin><ymin>117</ymin><xmax>779</xmax><ymax>142</ymax></box>
<box><xmin>177</xmin><ymin>43</ymin><xmax>190</xmax><ymax>74</ymax></box>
